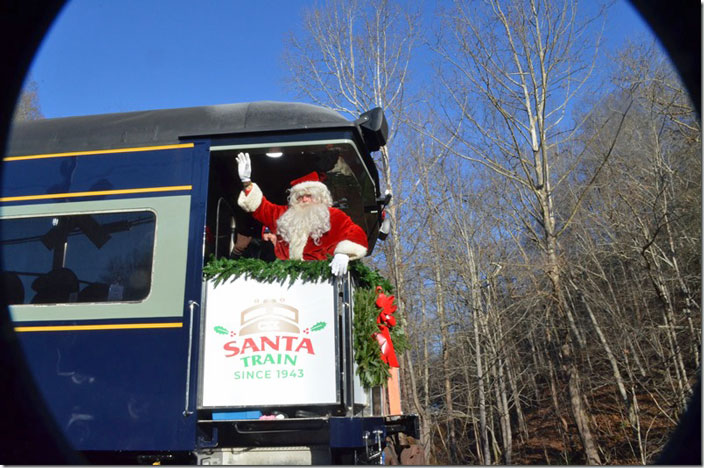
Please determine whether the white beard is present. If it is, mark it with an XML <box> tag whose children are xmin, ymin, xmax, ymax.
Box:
<box><xmin>276</xmin><ymin>202</ymin><xmax>331</xmax><ymax>259</ymax></box>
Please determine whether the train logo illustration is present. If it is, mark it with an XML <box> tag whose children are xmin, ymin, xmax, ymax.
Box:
<box><xmin>239</xmin><ymin>299</ymin><xmax>301</xmax><ymax>335</ymax></box>
<box><xmin>213</xmin><ymin>298</ymin><xmax>326</xmax><ymax>342</ymax></box>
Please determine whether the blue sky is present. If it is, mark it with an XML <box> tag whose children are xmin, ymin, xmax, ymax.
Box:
<box><xmin>24</xmin><ymin>0</ymin><xmax>655</xmax><ymax>119</ymax></box>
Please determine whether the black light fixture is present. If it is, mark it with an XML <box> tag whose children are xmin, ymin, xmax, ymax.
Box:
<box><xmin>355</xmin><ymin>108</ymin><xmax>388</xmax><ymax>152</ymax></box>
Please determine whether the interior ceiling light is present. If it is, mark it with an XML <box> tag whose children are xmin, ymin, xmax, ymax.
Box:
<box><xmin>265</xmin><ymin>151</ymin><xmax>283</xmax><ymax>158</ymax></box>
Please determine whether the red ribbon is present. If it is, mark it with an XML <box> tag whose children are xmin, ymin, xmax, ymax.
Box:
<box><xmin>373</xmin><ymin>286</ymin><xmax>399</xmax><ymax>368</ymax></box>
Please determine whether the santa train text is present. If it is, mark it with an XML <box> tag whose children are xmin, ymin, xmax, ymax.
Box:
<box><xmin>1</xmin><ymin>102</ymin><xmax>420</xmax><ymax>465</ymax></box>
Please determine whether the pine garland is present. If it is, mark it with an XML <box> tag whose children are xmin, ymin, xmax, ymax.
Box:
<box><xmin>352</xmin><ymin>286</ymin><xmax>409</xmax><ymax>387</ymax></box>
<box><xmin>204</xmin><ymin>256</ymin><xmax>333</xmax><ymax>286</ymax></box>
<box><xmin>203</xmin><ymin>257</ymin><xmax>407</xmax><ymax>389</ymax></box>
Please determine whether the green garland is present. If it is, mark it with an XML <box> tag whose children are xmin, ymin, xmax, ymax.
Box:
<box><xmin>203</xmin><ymin>257</ymin><xmax>407</xmax><ymax>389</ymax></box>
<box><xmin>352</xmin><ymin>286</ymin><xmax>409</xmax><ymax>387</ymax></box>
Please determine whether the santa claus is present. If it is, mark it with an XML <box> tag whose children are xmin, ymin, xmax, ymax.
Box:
<box><xmin>235</xmin><ymin>152</ymin><xmax>368</xmax><ymax>276</ymax></box>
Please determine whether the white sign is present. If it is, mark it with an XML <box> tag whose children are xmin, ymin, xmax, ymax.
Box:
<box><xmin>200</xmin><ymin>276</ymin><xmax>338</xmax><ymax>408</ymax></box>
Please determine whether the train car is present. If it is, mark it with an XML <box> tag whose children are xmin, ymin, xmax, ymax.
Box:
<box><xmin>0</xmin><ymin>101</ymin><xmax>418</xmax><ymax>464</ymax></box>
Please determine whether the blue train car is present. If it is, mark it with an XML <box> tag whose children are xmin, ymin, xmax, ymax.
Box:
<box><xmin>1</xmin><ymin>102</ymin><xmax>417</xmax><ymax>464</ymax></box>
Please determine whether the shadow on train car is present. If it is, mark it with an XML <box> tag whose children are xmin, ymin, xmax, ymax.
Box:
<box><xmin>0</xmin><ymin>0</ymin><xmax>699</xmax><ymax>465</ymax></box>
<box><xmin>0</xmin><ymin>1</ymin><xmax>81</xmax><ymax>464</ymax></box>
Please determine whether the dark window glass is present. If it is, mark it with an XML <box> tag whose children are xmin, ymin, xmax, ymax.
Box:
<box><xmin>0</xmin><ymin>211</ymin><xmax>156</xmax><ymax>304</ymax></box>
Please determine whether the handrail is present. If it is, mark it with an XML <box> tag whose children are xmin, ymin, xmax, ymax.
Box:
<box><xmin>183</xmin><ymin>299</ymin><xmax>199</xmax><ymax>417</ymax></box>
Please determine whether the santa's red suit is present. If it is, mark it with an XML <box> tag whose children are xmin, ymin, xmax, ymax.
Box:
<box><xmin>237</xmin><ymin>176</ymin><xmax>368</xmax><ymax>261</ymax></box>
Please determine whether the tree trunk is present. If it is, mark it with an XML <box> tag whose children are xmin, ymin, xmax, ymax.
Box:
<box><xmin>571</xmin><ymin>279</ymin><xmax>635</xmax><ymax>426</ymax></box>
<box><xmin>506</xmin><ymin>350</ymin><xmax>529</xmax><ymax>441</ymax></box>
<box><xmin>466</xmin><ymin>246</ymin><xmax>491</xmax><ymax>465</ymax></box>
<box><xmin>483</xmin><ymin>279</ymin><xmax>512</xmax><ymax>464</ymax></box>
<box><xmin>562</xmin><ymin>339</ymin><xmax>602</xmax><ymax>465</ymax></box>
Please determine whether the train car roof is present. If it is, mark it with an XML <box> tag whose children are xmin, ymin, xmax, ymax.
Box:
<box><xmin>5</xmin><ymin>101</ymin><xmax>356</xmax><ymax>156</ymax></box>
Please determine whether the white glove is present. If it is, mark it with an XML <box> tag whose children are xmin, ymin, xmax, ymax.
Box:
<box><xmin>330</xmin><ymin>253</ymin><xmax>350</xmax><ymax>276</ymax></box>
<box><xmin>236</xmin><ymin>152</ymin><xmax>251</xmax><ymax>182</ymax></box>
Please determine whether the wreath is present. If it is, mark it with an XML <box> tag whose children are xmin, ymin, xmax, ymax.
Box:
<box><xmin>203</xmin><ymin>257</ymin><xmax>408</xmax><ymax>389</ymax></box>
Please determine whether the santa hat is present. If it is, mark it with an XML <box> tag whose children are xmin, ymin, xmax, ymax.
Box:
<box><xmin>289</xmin><ymin>172</ymin><xmax>332</xmax><ymax>206</ymax></box>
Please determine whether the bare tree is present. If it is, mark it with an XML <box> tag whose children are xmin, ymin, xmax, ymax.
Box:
<box><xmin>13</xmin><ymin>79</ymin><xmax>43</xmax><ymax>121</ymax></box>
<box><xmin>284</xmin><ymin>1</ymin><xmax>700</xmax><ymax>463</ymax></box>
<box><xmin>558</xmin><ymin>39</ymin><xmax>700</xmax><ymax>462</ymax></box>
<box><xmin>428</xmin><ymin>0</ymin><xmax>621</xmax><ymax>463</ymax></box>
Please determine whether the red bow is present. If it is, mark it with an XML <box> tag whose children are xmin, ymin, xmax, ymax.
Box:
<box><xmin>373</xmin><ymin>286</ymin><xmax>399</xmax><ymax>368</ymax></box>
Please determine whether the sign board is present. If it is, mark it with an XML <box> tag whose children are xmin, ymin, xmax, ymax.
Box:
<box><xmin>200</xmin><ymin>276</ymin><xmax>339</xmax><ymax>408</ymax></box>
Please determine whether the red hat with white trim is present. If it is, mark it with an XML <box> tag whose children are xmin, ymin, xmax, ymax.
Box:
<box><xmin>290</xmin><ymin>171</ymin><xmax>326</xmax><ymax>186</ymax></box>
<box><xmin>289</xmin><ymin>172</ymin><xmax>332</xmax><ymax>206</ymax></box>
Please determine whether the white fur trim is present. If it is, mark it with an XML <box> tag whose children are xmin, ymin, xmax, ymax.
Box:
<box><xmin>291</xmin><ymin>180</ymin><xmax>327</xmax><ymax>194</ymax></box>
<box><xmin>334</xmin><ymin>240</ymin><xmax>368</xmax><ymax>260</ymax></box>
<box><xmin>290</xmin><ymin>181</ymin><xmax>333</xmax><ymax>206</ymax></box>
<box><xmin>237</xmin><ymin>183</ymin><xmax>263</xmax><ymax>212</ymax></box>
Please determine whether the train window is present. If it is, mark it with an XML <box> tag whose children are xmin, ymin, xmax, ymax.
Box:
<box><xmin>0</xmin><ymin>211</ymin><xmax>156</xmax><ymax>305</ymax></box>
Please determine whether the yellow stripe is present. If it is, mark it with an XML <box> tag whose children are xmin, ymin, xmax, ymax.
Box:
<box><xmin>14</xmin><ymin>322</ymin><xmax>183</xmax><ymax>332</ymax></box>
<box><xmin>0</xmin><ymin>185</ymin><xmax>192</xmax><ymax>203</ymax></box>
<box><xmin>3</xmin><ymin>143</ymin><xmax>195</xmax><ymax>162</ymax></box>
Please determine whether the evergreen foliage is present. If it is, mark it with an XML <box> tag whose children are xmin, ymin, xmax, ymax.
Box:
<box><xmin>353</xmin><ymin>286</ymin><xmax>409</xmax><ymax>387</ymax></box>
